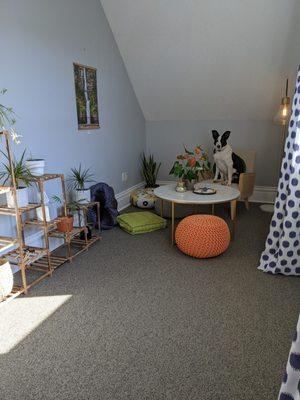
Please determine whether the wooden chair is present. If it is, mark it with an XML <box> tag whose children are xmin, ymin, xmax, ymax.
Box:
<box><xmin>232</xmin><ymin>149</ymin><xmax>256</xmax><ymax>210</ymax></box>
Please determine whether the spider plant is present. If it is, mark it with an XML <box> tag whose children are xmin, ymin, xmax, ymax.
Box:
<box><xmin>52</xmin><ymin>195</ymin><xmax>84</xmax><ymax>214</ymax></box>
<box><xmin>67</xmin><ymin>164</ymin><xmax>95</xmax><ymax>190</ymax></box>
<box><xmin>141</xmin><ymin>152</ymin><xmax>161</xmax><ymax>188</ymax></box>
<box><xmin>0</xmin><ymin>89</ymin><xmax>17</xmax><ymax>129</ymax></box>
<box><xmin>0</xmin><ymin>149</ymin><xmax>33</xmax><ymax>188</ymax></box>
<box><xmin>0</xmin><ymin>89</ymin><xmax>22</xmax><ymax>144</ymax></box>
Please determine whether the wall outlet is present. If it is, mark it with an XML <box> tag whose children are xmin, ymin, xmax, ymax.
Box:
<box><xmin>122</xmin><ymin>172</ymin><xmax>128</xmax><ymax>182</ymax></box>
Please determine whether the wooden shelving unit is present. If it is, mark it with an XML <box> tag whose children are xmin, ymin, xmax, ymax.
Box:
<box><xmin>0</xmin><ymin>132</ymin><xmax>101</xmax><ymax>305</ymax></box>
<box><xmin>0</xmin><ymin>131</ymin><xmax>52</xmax><ymax>303</ymax></box>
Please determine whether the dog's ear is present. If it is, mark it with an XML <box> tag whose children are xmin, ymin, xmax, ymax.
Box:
<box><xmin>212</xmin><ymin>130</ymin><xmax>219</xmax><ymax>141</ymax></box>
<box><xmin>222</xmin><ymin>131</ymin><xmax>231</xmax><ymax>141</ymax></box>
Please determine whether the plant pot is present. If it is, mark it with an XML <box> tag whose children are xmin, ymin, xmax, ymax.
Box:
<box><xmin>36</xmin><ymin>202</ymin><xmax>58</xmax><ymax>222</ymax></box>
<box><xmin>25</xmin><ymin>159</ymin><xmax>45</xmax><ymax>176</ymax></box>
<box><xmin>56</xmin><ymin>215</ymin><xmax>74</xmax><ymax>233</ymax></box>
<box><xmin>74</xmin><ymin>189</ymin><xmax>90</xmax><ymax>203</ymax></box>
<box><xmin>6</xmin><ymin>187</ymin><xmax>29</xmax><ymax>208</ymax></box>
<box><xmin>0</xmin><ymin>259</ymin><xmax>13</xmax><ymax>302</ymax></box>
<box><xmin>184</xmin><ymin>179</ymin><xmax>196</xmax><ymax>191</ymax></box>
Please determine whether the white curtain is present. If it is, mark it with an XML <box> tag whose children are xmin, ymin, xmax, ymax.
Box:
<box><xmin>258</xmin><ymin>67</ymin><xmax>300</xmax><ymax>276</ymax></box>
<box><xmin>278</xmin><ymin>314</ymin><xmax>300</xmax><ymax>400</ymax></box>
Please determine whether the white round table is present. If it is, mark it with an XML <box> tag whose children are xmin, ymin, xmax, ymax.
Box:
<box><xmin>154</xmin><ymin>182</ymin><xmax>240</xmax><ymax>244</ymax></box>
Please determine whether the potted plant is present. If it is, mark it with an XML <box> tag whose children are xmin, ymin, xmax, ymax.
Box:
<box><xmin>25</xmin><ymin>156</ymin><xmax>45</xmax><ymax>176</ymax></box>
<box><xmin>169</xmin><ymin>145</ymin><xmax>211</xmax><ymax>190</ymax></box>
<box><xmin>52</xmin><ymin>196</ymin><xmax>83</xmax><ymax>233</ymax></box>
<box><xmin>0</xmin><ymin>258</ymin><xmax>13</xmax><ymax>302</ymax></box>
<box><xmin>141</xmin><ymin>152</ymin><xmax>161</xmax><ymax>188</ymax></box>
<box><xmin>67</xmin><ymin>164</ymin><xmax>95</xmax><ymax>203</ymax></box>
<box><xmin>0</xmin><ymin>149</ymin><xmax>33</xmax><ymax>208</ymax></box>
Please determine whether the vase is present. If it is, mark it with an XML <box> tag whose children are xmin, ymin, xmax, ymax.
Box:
<box><xmin>74</xmin><ymin>189</ymin><xmax>91</xmax><ymax>203</ymax></box>
<box><xmin>25</xmin><ymin>159</ymin><xmax>45</xmax><ymax>176</ymax></box>
<box><xmin>184</xmin><ymin>179</ymin><xmax>196</xmax><ymax>191</ymax></box>
<box><xmin>6</xmin><ymin>187</ymin><xmax>29</xmax><ymax>208</ymax></box>
<box><xmin>175</xmin><ymin>181</ymin><xmax>187</xmax><ymax>192</ymax></box>
<box><xmin>0</xmin><ymin>259</ymin><xmax>13</xmax><ymax>301</ymax></box>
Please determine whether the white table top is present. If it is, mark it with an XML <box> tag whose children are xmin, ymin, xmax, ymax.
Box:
<box><xmin>154</xmin><ymin>181</ymin><xmax>240</xmax><ymax>204</ymax></box>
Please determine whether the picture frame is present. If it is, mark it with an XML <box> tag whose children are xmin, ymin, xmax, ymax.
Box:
<box><xmin>73</xmin><ymin>62</ymin><xmax>100</xmax><ymax>130</ymax></box>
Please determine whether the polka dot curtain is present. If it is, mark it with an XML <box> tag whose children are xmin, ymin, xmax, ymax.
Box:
<box><xmin>258</xmin><ymin>68</ymin><xmax>300</xmax><ymax>276</ymax></box>
<box><xmin>278</xmin><ymin>314</ymin><xmax>300</xmax><ymax>400</ymax></box>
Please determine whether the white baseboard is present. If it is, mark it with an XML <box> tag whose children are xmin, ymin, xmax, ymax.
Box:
<box><xmin>157</xmin><ymin>180</ymin><xmax>277</xmax><ymax>204</ymax></box>
<box><xmin>115</xmin><ymin>182</ymin><xmax>145</xmax><ymax>211</ymax></box>
<box><xmin>250</xmin><ymin>185</ymin><xmax>277</xmax><ymax>204</ymax></box>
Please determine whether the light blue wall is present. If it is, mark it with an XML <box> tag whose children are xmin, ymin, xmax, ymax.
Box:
<box><xmin>146</xmin><ymin>120</ymin><xmax>283</xmax><ymax>187</ymax></box>
<box><xmin>0</xmin><ymin>0</ymin><xmax>145</xmax><ymax>194</ymax></box>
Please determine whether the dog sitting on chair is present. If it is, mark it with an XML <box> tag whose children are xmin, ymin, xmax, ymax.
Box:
<box><xmin>212</xmin><ymin>130</ymin><xmax>245</xmax><ymax>185</ymax></box>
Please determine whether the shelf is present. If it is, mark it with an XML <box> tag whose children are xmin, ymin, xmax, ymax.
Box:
<box><xmin>0</xmin><ymin>285</ymin><xmax>26</xmax><ymax>307</ymax></box>
<box><xmin>0</xmin><ymin>186</ymin><xmax>12</xmax><ymax>195</ymax></box>
<box><xmin>24</xmin><ymin>217</ymin><xmax>59</xmax><ymax>231</ymax></box>
<box><xmin>0</xmin><ymin>236</ymin><xmax>18</xmax><ymax>253</ymax></box>
<box><xmin>30</xmin><ymin>254</ymin><xmax>67</xmax><ymax>272</ymax></box>
<box><xmin>0</xmin><ymin>203</ymin><xmax>41</xmax><ymax>215</ymax></box>
<box><xmin>49</xmin><ymin>226</ymin><xmax>87</xmax><ymax>241</ymax></box>
<box><xmin>67</xmin><ymin>201</ymin><xmax>99</xmax><ymax>210</ymax></box>
<box><xmin>26</xmin><ymin>173</ymin><xmax>64</xmax><ymax>182</ymax></box>
<box><xmin>5</xmin><ymin>246</ymin><xmax>48</xmax><ymax>267</ymax></box>
<box><xmin>71</xmin><ymin>234</ymin><xmax>101</xmax><ymax>248</ymax></box>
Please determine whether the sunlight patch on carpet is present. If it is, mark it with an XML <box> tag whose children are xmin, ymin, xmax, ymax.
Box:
<box><xmin>0</xmin><ymin>295</ymin><xmax>72</xmax><ymax>354</ymax></box>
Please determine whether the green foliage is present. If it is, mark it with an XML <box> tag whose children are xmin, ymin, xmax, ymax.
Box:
<box><xmin>67</xmin><ymin>164</ymin><xmax>95</xmax><ymax>190</ymax></box>
<box><xmin>141</xmin><ymin>152</ymin><xmax>161</xmax><ymax>188</ymax></box>
<box><xmin>0</xmin><ymin>149</ymin><xmax>33</xmax><ymax>188</ymax></box>
<box><xmin>52</xmin><ymin>195</ymin><xmax>62</xmax><ymax>204</ymax></box>
<box><xmin>169</xmin><ymin>145</ymin><xmax>211</xmax><ymax>182</ymax></box>
<box><xmin>52</xmin><ymin>195</ymin><xmax>84</xmax><ymax>214</ymax></box>
<box><xmin>0</xmin><ymin>89</ymin><xmax>17</xmax><ymax>129</ymax></box>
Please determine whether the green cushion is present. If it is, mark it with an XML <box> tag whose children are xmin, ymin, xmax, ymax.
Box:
<box><xmin>117</xmin><ymin>211</ymin><xmax>166</xmax><ymax>235</ymax></box>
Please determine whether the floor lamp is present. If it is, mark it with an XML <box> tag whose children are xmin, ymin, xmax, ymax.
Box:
<box><xmin>260</xmin><ymin>79</ymin><xmax>291</xmax><ymax>213</ymax></box>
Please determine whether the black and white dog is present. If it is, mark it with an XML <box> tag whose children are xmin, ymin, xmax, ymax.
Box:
<box><xmin>212</xmin><ymin>130</ymin><xmax>245</xmax><ymax>185</ymax></box>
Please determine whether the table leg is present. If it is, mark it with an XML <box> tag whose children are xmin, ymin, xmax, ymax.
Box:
<box><xmin>230</xmin><ymin>200</ymin><xmax>237</xmax><ymax>240</ymax></box>
<box><xmin>171</xmin><ymin>201</ymin><xmax>175</xmax><ymax>245</ymax></box>
<box><xmin>161</xmin><ymin>199</ymin><xmax>164</xmax><ymax>218</ymax></box>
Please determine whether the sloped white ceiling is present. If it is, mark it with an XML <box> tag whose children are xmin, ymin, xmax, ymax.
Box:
<box><xmin>101</xmin><ymin>0</ymin><xmax>298</xmax><ymax>121</ymax></box>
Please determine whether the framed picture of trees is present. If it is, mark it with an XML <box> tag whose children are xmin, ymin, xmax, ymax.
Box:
<box><xmin>73</xmin><ymin>63</ymin><xmax>100</xmax><ymax>130</ymax></box>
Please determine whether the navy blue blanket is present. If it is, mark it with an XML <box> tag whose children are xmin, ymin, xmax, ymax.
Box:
<box><xmin>88</xmin><ymin>182</ymin><xmax>119</xmax><ymax>230</ymax></box>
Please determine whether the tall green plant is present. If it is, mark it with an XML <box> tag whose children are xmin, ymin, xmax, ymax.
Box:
<box><xmin>67</xmin><ymin>164</ymin><xmax>95</xmax><ymax>190</ymax></box>
<box><xmin>141</xmin><ymin>152</ymin><xmax>161</xmax><ymax>188</ymax></box>
<box><xmin>0</xmin><ymin>149</ymin><xmax>33</xmax><ymax>188</ymax></box>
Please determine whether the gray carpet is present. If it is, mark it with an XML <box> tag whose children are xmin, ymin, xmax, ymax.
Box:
<box><xmin>0</xmin><ymin>204</ymin><xmax>299</xmax><ymax>400</ymax></box>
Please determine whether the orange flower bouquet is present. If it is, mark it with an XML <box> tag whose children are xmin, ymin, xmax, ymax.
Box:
<box><xmin>169</xmin><ymin>145</ymin><xmax>211</xmax><ymax>184</ymax></box>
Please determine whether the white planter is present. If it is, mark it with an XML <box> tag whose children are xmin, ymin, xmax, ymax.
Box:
<box><xmin>74</xmin><ymin>189</ymin><xmax>90</xmax><ymax>203</ymax></box>
<box><xmin>25</xmin><ymin>159</ymin><xmax>45</xmax><ymax>176</ymax></box>
<box><xmin>36</xmin><ymin>203</ymin><xmax>58</xmax><ymax>222</ymax></box>
<box><xmin>73</xmin><ymin>210</ymin><xmax>85</xmax><ymax>227</ymax></box>
<box><xmin>36</xmin><ymin>206</ymin><xmax>50</xmax><ymax>222</ymax></box>
<box><xmin>6</xmin><ymin>187</ymin><xmax>29</xmax><ymax>208</ymax></box>
<box><xmin>0</xmin><ymin>259</ymin><xmax>13</xmax><ymax>301</ymax></box>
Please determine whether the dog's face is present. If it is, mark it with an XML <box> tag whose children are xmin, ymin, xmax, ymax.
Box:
<box><xmin>212</xmin><ymin>130</ymin><xmax>231</xmax><ymax>152</ymax></box>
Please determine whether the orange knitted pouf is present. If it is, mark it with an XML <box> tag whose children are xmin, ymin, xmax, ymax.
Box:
<box><xmin>175</xmin><ymin>215</ymin><xmax>230</xmax><ymax>258</ymax></box>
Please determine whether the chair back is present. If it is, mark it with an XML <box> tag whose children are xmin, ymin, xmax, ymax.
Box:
<box><xmin>234</xmin><ymin>149</ymin><xmax>256</xmax><ymax>173</ymax></box>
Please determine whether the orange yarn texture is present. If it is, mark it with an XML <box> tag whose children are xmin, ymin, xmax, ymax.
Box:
<box><xmin>175</xmin><ymin>215</ymin><xmax>230</xmax><ymax>258</ymax></box>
